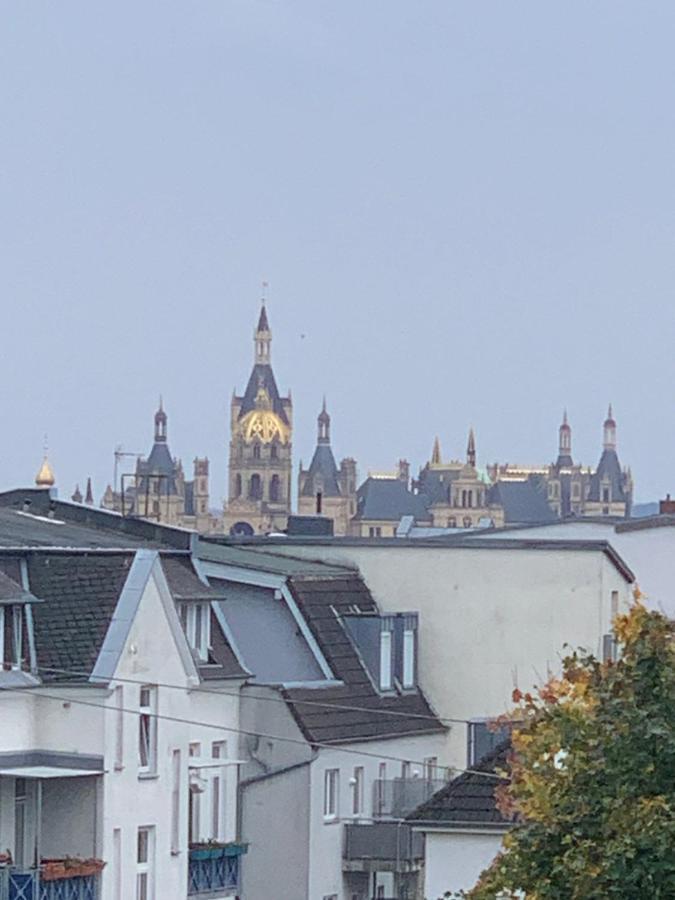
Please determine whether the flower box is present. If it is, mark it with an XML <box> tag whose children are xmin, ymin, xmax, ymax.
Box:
<box><xmin>41</xmin><ymin>858</ymin><xmax>106</xmax><ymax>881</ymax></box>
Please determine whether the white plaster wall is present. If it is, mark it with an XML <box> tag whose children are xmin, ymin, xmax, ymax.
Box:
<box><xmin>472</xmin><ymin>522</ymin><xmax>675</xmax><ymax>616</ymax></box>
<box><xmin>307</xmin><ymin>732</ymin><xmax>447</xmax><ymax>900</ymax></box>
<box><xmin>262</xmin><ymin>543</ymin><xmax>631</xmax><ymax>768</ymax></box>
<box><xmin>424</xmin><ymin>830</ymin><xmax>505</xmax><ymax>899</ymax></box>
<box><xmin>0</xmin><ymin>694</ymin><xmax>36</xmax><ymax>752</ymax></box>
<box><xmin>97</xmin><ymin>566</ymin><xmax>243</xmax><ymax>900</ymax></box>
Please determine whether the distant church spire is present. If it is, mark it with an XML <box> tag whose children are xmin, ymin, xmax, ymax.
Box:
<box><xmin>557</xmin><ymin>409</ymin><xmax>573</xmax><ymax>466</ymax></box>
<box><xmin>467</xmin><ymin>428</ymin><xmax>476</xmax><ymax>468</ymax></box>
<box><xmin>154</xmin><ymin>397</ymin><xmax>167</xmax><ymax>443</ymax></box>
<box><xmin>431</xmin><ymin>436</ymin><xmax>442</xmax><ymax>466</ymax></box>
<box><xmin>603</xmin><ymin>404</ymin><xmax>617</xmax><ymax>451</ymax></box>
<box><xmin>317</xmin><ymin>397</ymin><xmax>331</xmax><ymax>445</ymax></box>
<box><xmin>71</xmin><ymin>484</ymin><xmax>83</xmax><ymax>503</ymax></box>
<box><xmin>254</xmin><ymin>298</ymin><xmax>272</xmax><ymax>365</ymax></box>
<box><xmin>85</xmin><ymin>477</ymin><xmax>94</xmax><ymax>506</ymax></box>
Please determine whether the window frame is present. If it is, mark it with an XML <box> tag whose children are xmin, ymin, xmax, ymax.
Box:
<box><xmin>136</xmin><ymin>826</ymin><xmax>155</xmax><ymax>900</ymax></box>
<box><xmin>351</xmin><ymin>766</ymin><xmax>364</xmax><ymax>817</ymax></box>
<box><xmin>323</xmin><ymin>768</ymin><xmax>340</xmax><ymax>821</ymax></box>
<box><xmin>138</xmin><ymin>685</ymin><xmax>157</xmax><ymax>775</ymax></box>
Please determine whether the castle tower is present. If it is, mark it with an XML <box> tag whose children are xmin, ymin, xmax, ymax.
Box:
<box><xmin>585</xmin><ymin>405</ymin><xmax>632</xmax><ymax>517</ymax></box>
<box><xmin>224</xmin><ymin>303</ymin><xmax>293</xmax><ymax>535</ymax></box>
<box><xmin>298</xmin><ymin>400</ymin><xmax>356</xmax><ymax>535</ymax></box>
<box><xmin>556</xmin><ymin>410</ymin><xmax>573</xmax><ymax>468</ymax></box>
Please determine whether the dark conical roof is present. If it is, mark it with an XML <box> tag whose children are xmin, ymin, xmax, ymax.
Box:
<box><xmin>257</xmin><ymin>303</ymin><xmax>270</xmax><ymax>332</ymax></box>
<box><xmin>301</xmin><ymin>445</ymin><xmax>341</xmax><ymax>497</ymax></box>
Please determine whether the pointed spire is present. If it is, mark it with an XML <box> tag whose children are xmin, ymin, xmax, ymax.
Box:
<box><xmin>35</xmin><ymin>456</ymin><xmax>55</xmax><ymax>487</ymax></box>
<box><xmin>154</xmin><ymin>398</ymin><xmax>167</xmax><ymax>443</ymax></box>
<box><xmin>467</xmin><ymin>428</ymin><xmax>476</xmax><ymax>468</ymax></box>
<box><xmin>603</xmin><ymin>404</ymin><xmax>617</xmax><ymax>451</ymax></box>
<box><xmin>254</xmin><ymin>295</ymin><xmax>272</xmax><ymax>364</ymax></box>
<box><xmin>431</xmin><ymin>436</ymin><xmax>442</xmax><ymax>466</ymax></box>
<box><xmin>317</xmin><ymin>397</ymin><xmax>331</xmax><ymax>444</ymax></box>
<box><xmin>85</xmin><ymin>477</ymin><xmax>94</xmax><ymax>505</ymax></box>
<box><xmin>71</xmin><ymin>484</ymin><xmax>83</xmax><ymax>504</ymax></box>
<box><xmin>557</xmin><ymin>408</ymin><xmax>572</xmax><ymax>464</ymax></box>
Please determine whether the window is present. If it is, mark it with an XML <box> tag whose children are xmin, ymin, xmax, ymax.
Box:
<box><xmin>113</xmin><ymin>828</ymin><xmax>121</xmax><ymax>900</ymax></box>
<box><xmin>602</xmin><ymin>632</ymin><xmax>619</xmax><ymax>663</ymax></box>
<box><xmin>177</xmin><ymin>603</ymin><xmax>211</xmax><ymax>662</ymax></box>
<box><xmin>316</xmin><ymin>491</ymin><xmax>323</xmax><ymax>514</ymax></box>
<box><xmin>424</xmin><ymin>757</ymin><xmax>438</xmax><ymax>781</ymax></box>
<box><xmin>234</xmin><ymin>474</ymin><xmax>242</xmax><ymax>498</ymax></box>
<box><xmin>463</xmin><ymin>516</ymin><xmax>472</xmax><ymax>528</ymax></box>
<box><xmin>252</xmin><ymin>442</ymin><xmax>261</xmax><ymax>460</ymax></box>
<box><xmin>375</xmin><ymin>762</ymin><xmax>387</xmax><ymax>816</ymax></box>
<box><xmin>351</xmin><ymin>767</ymin><xmax>364</xmax><ymax>817</ymax></box>
<box><xmin>171</xmin><ymin>750</ymin><xmax>181</xmax><ymax>854</ymax></box>
<box><xmin>447</xmin><ymin>517</ymin><xmax>456</xmax><ymax>528</ymax></box>
<box><xmin>270</xmin><ymin>474</ymin><xmax>281</xmax><ymax>502</ymax></box>
<box><xmin>602</xmin><ymin>487</ymin><xmax>610</xmax><ymax>503</ymax></box>
<box><xmin>611</xmin><ymin>590</ymin><xmax>619</xmax><ymax>620</ymax></box>
<box><xmin>379</xmin><ymin>629</ymin><xmax>393</xmax><ymax>691</ymax></box>
<box><xmin>114</xmin><ymin>685</ymin><xmax>124</xmax><ymax>770</ymax></box>
<box><xmin>401</xmin><ymin>761</ymin><xmax>411</xmax><ymax>780</ymax></box>
<box><xmin>211</xmin><ymin>741</ymin><xmax>227</xmax><ymax>840</ymax></box>
<box><xmin>270</xmin><ymin>443</ymin><xmax>278</xmax><ymax>460</ymax></box>
<box><xmin>138</xmin><ymin>686</ymin><xmax>157</xmax><ymax>774</ymax></box>
<box><xmin>249</xmin><ymin>474</ymin><xmax>262</xmax><ymax>500</ymax></box>
<box><xmin>402</xmin><ymin>625</ymin><xmax>416</xmax><ymax>689</ymax></box>
<box><xmin>324</xmin><ymin>769</ymin><xmax>339</xmax><ymax>820</ymax></box>
<box><xmin>136</xmin><ymin>827</ymin><xmax>154</xmax><ymax>900</ymax></box>
<box><xmin>468</xmin><ymin>720</ymin><xmax>510</xmax><ymax>767</ymax></box>
<box><xmin>368</xmin><ymin>526</ymin><xmax>382</xmax><ymax>537</ymax></box>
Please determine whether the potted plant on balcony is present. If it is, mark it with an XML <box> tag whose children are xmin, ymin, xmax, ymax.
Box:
<box><xmin>41</xmin><ymin>857</ymin><xmax>106</xmax><ymax>881</ymax></box>
<box><xmin>189</xmin><ymin>840</ymin><xmax>228</xmax><ymax>861</ymax></box>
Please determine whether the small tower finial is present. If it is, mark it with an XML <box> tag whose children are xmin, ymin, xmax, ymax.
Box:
<box><xmin>557</xmin><ymin>408</ymin><xmax>572</xmax><ymax>465</ymax></box>
<box><xmin>603</xmin><ymin>404</ymin><xmax>617</xmax><ymax>451</ymax></box>
<box><xmin>254</xmin><ymin>294</ymin><xmax>272</xmax><ymax>364</ymax></box>
<box><xmin>35</xmin><ymin>437</ymin><xmax>56</xmax><ymax>488</ymax></box>
<box><xmin>431</xmin><ymin>436</ymin><xmax>442</xmax><ymax>466</ymax></box>
<box><xmin>85</xmin><ymin>477</ymin><xmax>94</xmax><ymax>506</ymax></box>
<box><xmin>318</xmin><ymin>397</ymin><xmax>331</xmax><ymax>444</ymax></box>
<box><xmin>154</xmin><ymin>399</ymin><xmax>168</xmax><ymax>443</ymax></box>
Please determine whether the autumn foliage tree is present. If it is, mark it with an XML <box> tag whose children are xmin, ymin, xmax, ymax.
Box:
<box><xmin>467</xmin><ymin>599</ymin><xmax>675</xmax><ymax>900</ymax></box>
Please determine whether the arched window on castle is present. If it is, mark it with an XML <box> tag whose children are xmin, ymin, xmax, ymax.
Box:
<box><xmin>249</xmin><ymin>474</ymin><xmax>262</xmax><ymax>500</ymax></box>
<box><xmin>253</xmin><ymin>442</ymin><xmax>261</xmax><ymax>460</ymax></box>
<box><xmin>234</xmin><ymin>474</ymin><xmax>242</xmax><ymax>498</ymax></box>
<box><xmin>270</xmin><ymin>442</ymin><xmax>278</xmax><ymax>460</ymax></box>
<box><xmin>270</xmin><ymin>475</ymin><xmax>281</xmax><ymax>502</ymax></box>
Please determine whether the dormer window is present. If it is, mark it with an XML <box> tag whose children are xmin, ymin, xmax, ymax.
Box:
<box><xmin>344</xmin><ymin>611</ymin><xmax>418</xmax><ymax>694</ymax></box>
<box><xmin>177</xmin><ymin>602</ymin><xmax>211</xmax><ymax>662</ymax></box>
<box><xmin>379</xmin><ymin>621</ymin><xmax>393</xmax><ymax>691</ymax></box>
<box><xmin>1</xmin><ymin>605</ymin><xmax>23</xmax><ymax>670</ymax></box>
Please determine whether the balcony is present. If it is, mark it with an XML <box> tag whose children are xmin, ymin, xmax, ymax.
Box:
<box><xmin>343</xmin><ymin>822</ymin><xmax>424</xmax><ymax>874</ymax></box>
<box><xmin>0</xmin><ymin>867</ymin><xmax>100</xmax><ymax>900</ymax></box>
<box><xmin>372</xmin><ymin>777</ymin><xmax>448</xmax><ymax>819</ymax></box>
<box><xmin>187</xmin><ymin>844</ymin><xmax>247</xmax><ymax>897</ymax></box>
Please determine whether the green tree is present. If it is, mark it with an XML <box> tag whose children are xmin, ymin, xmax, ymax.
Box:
<box><xmin>468</xmin><ymin>599</ymin><xmax>675</xmax><ymax>900</ymax></box>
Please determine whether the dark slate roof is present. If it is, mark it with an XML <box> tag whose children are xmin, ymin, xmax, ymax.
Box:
<box><xmin>136</xmin><ymin>442</ymin><xmax>178</xmax><ymax>494</ymax></box>
<box><xmin>416</xmin><ymin>466</ymin><xmax>461</xmax><ymax>505</ymax></box>
<box><xmin>0</xmin><ymin>569</ymin><xmax>38</xmax><ymax>605</ymax></box>
<box><xmin>161</xmin><ymin>556</ymin><xmax>228</xmax><ymax>601</ymax></box>
<box><xmin>237</xmin><ymin>363</ymin><xmax>290</xmax><ymax>424</ymax></box>
<box><xmin>27</xmin><ymin>552</ymin><xmax>134</xmax><ymax>682</ymax></box>
<box><xmin>202</xmin><ymin>607</ymin><xmax>250</xmax><ymax>680</ymax></box>
<box><xmin>0</xmin><ymin>489</ymin><xmax>193</xmax><ymax>550</ymax></box>
<box><xmin>300</xmin><ymin>445</ymin><xmax>341</xmax><ymax>497</ymax></box>
<box><xmin>488</xmin><ymin>477</ymin><xmax>556</xmax><ymax>524</ymax></box>
<box><xmin>407</xmin><ymin>741</ymin><xmax>512</xmax><ymax>829</ymax></box>
<box><xmin>282</xmin><ymin>575</ymin><xmax>445</xmax><ymax>745</ymax></box>
<box><xmin>257</xmin><ymin>304</ymin><xmax>270</xmax><ymax>331</ymax></box>
<box><xmin>354</xmin><ymin>478</ymin><xmax>431</xmax><ymax>523</ymax></box>
<box><xmin>588</xmin><ymin>449</ymin><xmax>627</xmax><ymax>503</ymax></box>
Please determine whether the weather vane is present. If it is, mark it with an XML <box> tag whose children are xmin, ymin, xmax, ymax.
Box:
<box><xmin>261</xmin><ymin>280</ymin><xmax>269</xmax><ymax>305</ymax></box>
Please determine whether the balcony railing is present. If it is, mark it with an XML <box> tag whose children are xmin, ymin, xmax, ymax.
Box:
<box><xmin>187</xmin><ymin>844</ymin><xmax>247</xmax><ymax>897</ymax></box>
<box><xmin>0</xmin><ymin>869</ymin><xmax>100</xmax><ymax>900</ymax></box>
<box><xmin>343</xmin><ymin>822</ymin><xmax>424</xmax><ymax>872</ymax></box>
<box><xmin>372</xmin><ymin>777</ymin><xmax>448</xmax><ymax>819</ymax></box>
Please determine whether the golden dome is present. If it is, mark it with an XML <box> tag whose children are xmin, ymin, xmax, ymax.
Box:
<box><xmin>239</xmin><ymin>409</ymin><xmax>289</xmax><ymax>444</ymax></box>
<box><xmin>35</xmin><ymin>456</ymin><xmax>56</xmax><ymax>487</ymax></box>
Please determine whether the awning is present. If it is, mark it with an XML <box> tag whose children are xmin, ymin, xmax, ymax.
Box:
<box><xmin>0</xmin><ymin>750</ymin><xmax>104</xmax><ymax>779</ymax></box>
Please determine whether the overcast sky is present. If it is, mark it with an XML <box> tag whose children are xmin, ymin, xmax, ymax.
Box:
<box><xmin>1</xmin><ymin>2</ymin><xmax>673</xmax><ymax>505</ymax></box>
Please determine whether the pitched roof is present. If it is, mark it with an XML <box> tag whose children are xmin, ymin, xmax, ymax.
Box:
<box><xmin>588</xmin><ymin>449</ymin><xmax>627</xmax><ymax>503</ymax></box>
<box><xmin>282</xmin><ymin>575</ymin><xmax>445</xmax><ymax>745</ymax></box>
<box><xmin>488</xmin><ymin>477</ymin><xmax>556</xmax><ymax>524</ymax></box>
<box><xmin>0</xmin><ymin>569</ymin><xmax>39</xmax><ymax>605</ymax></box>
<box><xmin>28</xmin><ymin>552</ymin><xmax>134</xmax><ymax>682</ymax></box>
<box><xmin>407</xmin><ymin>740</ymin><xmax>512</xmax><ymax>829</ymax></box>
<box><xmin>237</xmin><ymin>363</ymin><xmax>290</xmax><ymax>424</ymax></box>
<box><xmin>300</xmin><ymin>444</ymin><xmax>341</xmax><ymax>497</ymax></box>
<box><xmin>354</xmin><ymin>478</ymin><xmax>431</xmax><ymax>522</ymax></box>
<box><xmin>257</xmin><ymin>304</ymin><xmax>270</xmax><ymax>332</ymax></box>
<box><xmin>160</xmin><ymin>556</ymin><xmax>227</xmax><ymax>601</ymax></box>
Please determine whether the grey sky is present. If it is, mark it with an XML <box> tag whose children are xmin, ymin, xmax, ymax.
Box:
<box><xmin>1</xmin><ymin>2</ymin><xmax>673</xmax><ymax>504</ymax></box>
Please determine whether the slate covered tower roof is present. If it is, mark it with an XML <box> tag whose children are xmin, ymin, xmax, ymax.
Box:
<box><xmin>588</xmin><ymin>405</ymin><xmax>629</xmax><ymax>505</ymax></box>
<box><xmin>237</xmin><ymin>303</ymin><xmax>291</xmax><ymax>426</ymax></box>
<box><xmin>300</xmin><ymin>399</ymin><xmax>341</xmax><ymax>498</ymax></box>
<box><xmin>137</xmin><ymin>400</ymin><xmax>178</xmax><ymax>493</ymax></box>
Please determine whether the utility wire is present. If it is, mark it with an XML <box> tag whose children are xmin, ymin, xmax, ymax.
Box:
<box><xmin>37</xmin><ymin>665</ymin><xmax>477</xmax><ymax>728</ymax></box>
<box><xmin>0</xmin><ymin>680</ymin><xmax>506</xmax><ymax>781</ymax></box>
